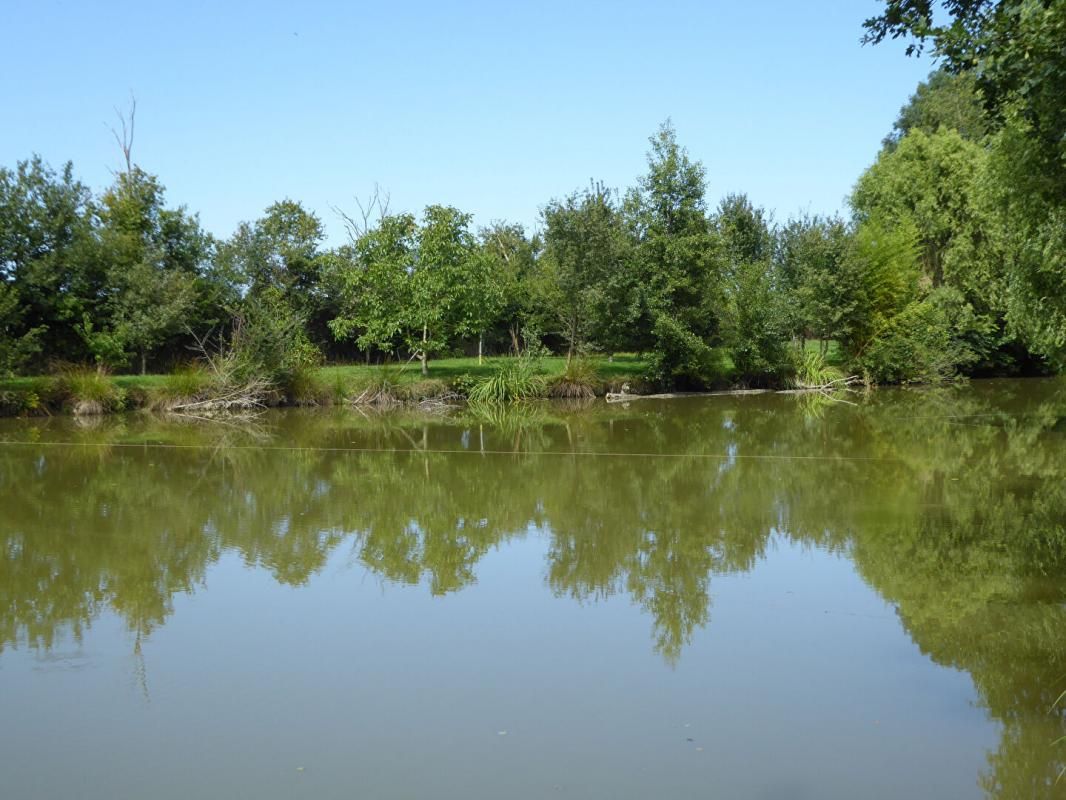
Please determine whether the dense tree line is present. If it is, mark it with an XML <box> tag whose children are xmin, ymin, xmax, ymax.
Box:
<box><xmin>1</xmin><ymin>1</ymin><xmax>1063</xmax><ymax>387</ymax></box>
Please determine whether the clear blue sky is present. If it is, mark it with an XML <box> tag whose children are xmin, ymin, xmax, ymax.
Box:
<box><xmin>2</xmin><ymin>0</ymin><xmax>931</xmax><ymax>243</ymax></box>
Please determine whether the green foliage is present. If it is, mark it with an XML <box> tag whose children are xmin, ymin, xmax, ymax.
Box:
<box><xmin>885</xmin><ymin>69</ymin><xmax>989</xmax><ymax>147</ymax></box>
<box><xmin>0</xmin><ymin>157</ymin><xmax>99</xmax><ymax>363</ymax></box>
<box><xmin>837</xmin><ymin>215</ymin><xmax>921</xmax><ymax>358</ymax></box>
<box><xmin>859</xmin><ymin>287</ymin><xmax>990</xmax><ymax>383</ymax></box>
<box><xmin>330</xmin><ymin>205</ymin><xmax>490</xmax><ymax>374</ymax></box>
<box><xmin>775</xmin><ymin>214</ymin><xmax>851</xmax><ymax>342</ymax></box>
<box><xmin>228</xmin><ymin>288</ymin><xmax>322</xmax><ymax>391</ymax></box>
<box><xmin>854</xmin><ymin>128</ymin><xmax>987</xmax><ymax>288</ymax></box>
<box><xmin>467</xmin><ymin>356</ymin><xmax>547</xmax><ymax>403</ymax></box>
<box><xmin>539</xmin><ymin>182</ymin><xmax>633</xmax><ymax>357</ymax></box>
<box><xmin>645</xmin><ymin>313</ymin><xmax>725</xmax><ymax>388</ymax></box>
<box><xmin>479</xmin><ymin>222</ymin><xmax>540</xmax><ymax>353</ymax></box>
<box><xmin>717</xmin><ymin>195</ymin><xmax>793</xmax><ymax>385</ymax></box>
<box><xmin>0</xmin><ymin>281</ymin><xmax>44</xmax><ymax>375</ymax></box>
<box><xmin>2</xmin><ymin>107</ymin><xmax>1064</xmax><ymax>392</ymax></box>
<box><xmin>93</xmin><ymin>167</ymin><xmax>212</xmax><ymax>373</ymax></box>
<box><xmin>865</xmin><ymin>0</ymin><xmax>1066</xmax><ymax>370</ymax></box>
<box><xmin>981</xmin><ymin>118</ymin><xmax>1066</xmax><ymax>368</ymax></box>
<box><xmin>628</xmin><ymin>122</ymin><xmax>722</xmax><ymax>385</ymax></box>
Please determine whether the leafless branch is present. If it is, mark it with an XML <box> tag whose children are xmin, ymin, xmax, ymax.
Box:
<box><xmin>333</xmin><ymin>183</ymin><xmax>391</xmax><ymax>242</ymax></box>
<box><xmin>108</xmin><ymin>92</ymin><xmax>137</xmax><ymax>177</ymax></box>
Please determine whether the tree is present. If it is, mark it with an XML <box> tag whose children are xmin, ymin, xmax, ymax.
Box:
<box><xmin>221</xmin><ymin>200</ymin><xmax>325</xmax><ymax>303</ymax></box>
<box><xmin>92</xmin><ymin>168</ymin><xmax>211</xmax><ymax>373</ymax></box>
<box><xmin>865</xmin><ymin>3</ymin><xmax>1066</xmax><ymax>366</ymax></box>
<box><xmin>775</xmin><ymin>214</ymin><xmax>851</xmax><ymax>346</ymax></box>
<box><xmin>0</xmin><ymin>157</ymin><xmax>98</xmax><ymax>366</ymax></box>
<box><xmin>626</xmin><ymin>121</ymin><xmax>721</xmax><ymax>386</ymax></box>
<box><xmin>853</xmin><ymin>127</ymin><xmax>987</xmax><ymax>289</ymax></box>
<box><xmin>836</xmin><ymin>214</ymin><xmax>921</xmax><ymax>361</ymax></box>
<box><xmin>715</xmin><ymin>195</ymin><xmax>791</xmax><ymax>383</ymax></box>
<box><xmin>884</xmin><ymin>69</ymin><xmax>989</xmax><ymax>148</ymax></box>
<box><xmin>864</xmin><ymin>1</ymin><xmax>1066</xmax><ymax>195</ymax></box>
<box><xmin>329</xmin><ymin>212</ymin><xmax>417</xmax><ymax>361</ymax></box>
<box><xmin>330</xmin><ymin>205</ymin><xmax>489</xmax><ymax>375</ymax></box>
<box><xmin>539</xmin><ymin>182</ymin><xmax>632</xmax><ymax>360</ymax></box>
<box><xmin>479</xmin><ymin>222</ymin><xmax>540</xmax><ymax>354</ymax></box>
<box><xmin>219</xmin><ymin>200</ymin><xmax>332</xmax><ymax>349</ymax></box>
<box><xmin>413</xmin><ymin>204</ymin><xmax>486</xmax><ymax>374</ymax></box>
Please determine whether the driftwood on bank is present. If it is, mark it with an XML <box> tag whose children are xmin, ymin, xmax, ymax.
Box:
<box><xmin>606</xmin><ymin>376</ymin><xmax>864</xmax><ymax>404</ymax></box>
<box><xmin>606</xmin><ymin>389</ymin><xmax>771</xmax><ymax>403</ymax></box>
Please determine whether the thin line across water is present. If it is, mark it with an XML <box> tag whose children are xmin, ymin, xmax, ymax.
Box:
<box><xmin>0</xmin><ymin>439</ymin><xmax>902</xmax><ymax>462</ymax></box>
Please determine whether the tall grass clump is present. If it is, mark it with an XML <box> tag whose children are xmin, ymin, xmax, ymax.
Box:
<box><xmin>51</xmin><ymin>365</ymin><xmax>126</xmax><ymax>415</ymax></box>
<box><xmin>467</xmin><ymin>356</ymin><xmax>546</xmax><ymax>403</ymax></box>
<box><xmin>547</xmin><ymin>358</ymin><xmax>600</xmax><ymax>399</ymax></box>
<box><xmin>350</xmin><ymin>366</ymin><xmax>406</xmax><ymax>406</ymax></box>
<box><xmin>153</xmin><ymin>363</ymin><xmax>214</xmax><ymax>408</ymax></box>
<box><xmin>792</xmin><ymin>347</ymin><xmax>845</xmax><ymax>389</ymax></box>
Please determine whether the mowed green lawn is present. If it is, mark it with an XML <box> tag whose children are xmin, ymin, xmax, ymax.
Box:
<box><xmin>0</xmin><ymin>354</ymin><xmax>651</xmax><ymax>392</ymax></box>
<box><xmin>321</xmin><ymin>354</ymin><xmax>649</xmax><ymax>385</ymax></box>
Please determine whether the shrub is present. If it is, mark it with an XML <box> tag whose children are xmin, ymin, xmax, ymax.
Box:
<box><xmin>645</xmin><ymin>313</ymin><xmax>724</xmax><ymax>389</ymax></box>
<box><xmin>0</xmin><ymin>388</ymin><xmax>44</xmax><ymax>416</ymax></box>
<box><xmin>859</xmin><ymin>288</ymin><xmax>988</xmax><ymax>384</ymax></box>
<box><xmin>224</xmin><ymin>288</ymin><xmax>323</xmax><ymax>392</ymax></box>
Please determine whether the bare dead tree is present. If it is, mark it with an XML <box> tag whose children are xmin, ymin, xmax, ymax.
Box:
<box><xmin>108</xmin><ymin>92</ymin><xmax>137</xmax><ymax>177</ymax></box>
<box><xmin>332</xmin><ymin>183</ymin><xmax>391</xmax><ymax>242</ymax></box>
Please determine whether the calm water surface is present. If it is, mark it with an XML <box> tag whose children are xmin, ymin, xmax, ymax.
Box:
<box><xmin>2</xmin><ymin>379</ymin><xmax>1065</xmax><ymax>799</ymax></box>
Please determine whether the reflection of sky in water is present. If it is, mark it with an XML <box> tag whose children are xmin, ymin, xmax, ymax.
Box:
<box><xmin>1</xmin><ymin>380</ymin><xmax>1064</xmax><ymax>799</ymax></box>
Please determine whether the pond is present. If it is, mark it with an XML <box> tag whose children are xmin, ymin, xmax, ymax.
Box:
<box><xmin>1</xmin><ymin>379</ymin><xmax>1065</xmax><ymax>799</ymax></box>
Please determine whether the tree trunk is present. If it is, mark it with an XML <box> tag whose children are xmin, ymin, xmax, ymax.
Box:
<box><xmin>478</xmin><ymin>335</ymin><xmax>483</xmax><ymax>366</ymax></box>
<box><xmin>140</xmin><ymin>349</ymin><xmax>146</xmax><ymax>375</ymax></box>
<box><xmin>509</xmin><ymin>325</ymin><xmax>520</xmax><ymax>355</ymax></box>
<box><xmin>420</xmin><ymin>324</ymin><xmax>429</xmax><ymax>376</ymax></box>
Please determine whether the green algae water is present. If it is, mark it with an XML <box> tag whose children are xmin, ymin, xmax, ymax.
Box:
<box><xmin>1</xmin><ymin>379</ymin><xmax>1065</xmax><ymax>799</ymax></box>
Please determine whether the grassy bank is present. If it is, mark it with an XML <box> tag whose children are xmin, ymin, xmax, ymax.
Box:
<box><xmin>0</xmin><ymin>355</ymin><xmax>652</xmax><ymax>417</ymax></box>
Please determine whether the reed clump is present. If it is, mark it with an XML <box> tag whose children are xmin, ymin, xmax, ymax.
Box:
<box><xmin>467</xmin><ymin>357</ymin><xmax>547</xmax><ymax>403</ymax></box>
<box><xmin>547</xmin><ymin>358</ymin><xmax>600</xmax><ymax>399</ymax></box>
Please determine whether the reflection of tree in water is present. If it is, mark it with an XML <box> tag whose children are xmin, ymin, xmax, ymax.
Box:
<box><xmin>1</xmin><ymin>380</ymin><xmax>1065</xmax><ymax>795</ymax></box>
